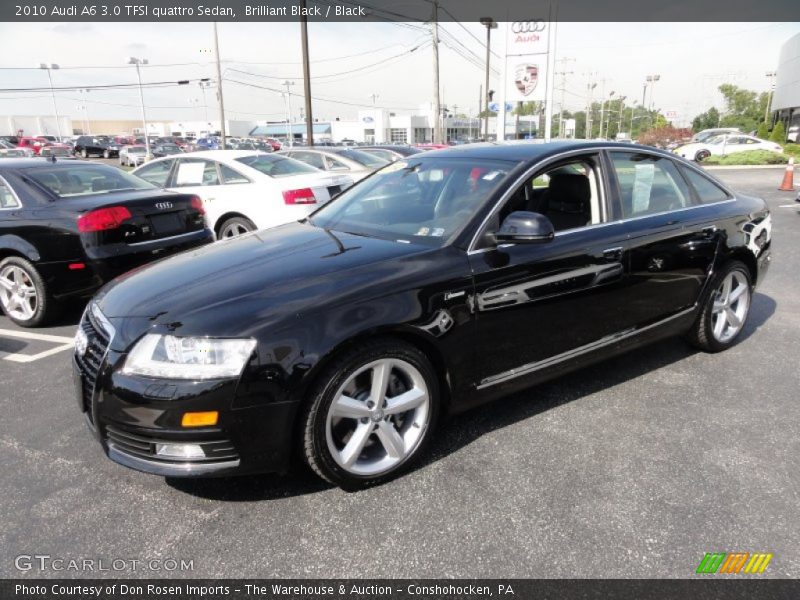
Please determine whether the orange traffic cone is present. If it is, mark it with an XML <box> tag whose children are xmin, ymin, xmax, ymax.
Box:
<box><xmin>779</xmin><ymin>156</ymin><xmax>795</xmax><ymax>191</ymax></box>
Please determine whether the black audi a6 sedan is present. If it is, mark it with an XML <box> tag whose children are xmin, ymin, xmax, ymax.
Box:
<box><xmin>75</xmin><ymin>141</ymin><xmax>771</xmax><ymax>488</ymax></box>
<box><xmin>0</xmin><ymin>158</ymin><xmax>213</xmax><ymax>327</ymax></box>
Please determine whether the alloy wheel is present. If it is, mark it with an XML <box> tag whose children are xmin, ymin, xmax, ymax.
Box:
<box><xmin>711</xmin><ymin>270</ymin><xmax>750</xmax><ymax>343</ymax></box>
<box><xmin>325</xmin><ymin>358</ymin><xmax>430</xmax><ymax>476</ymax></box>
<box><xmin>221</xmin><ymin>222</ymin><xmax>251</xmax><ymax>238</ymax></box>
<box><xmin>0</xmin><ymin>265</ymin><xmax>38</xmax><ymax>321</ymax></box>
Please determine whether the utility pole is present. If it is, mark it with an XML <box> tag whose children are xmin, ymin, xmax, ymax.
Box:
<box><xmin>283</xmin><ymin>80</ymin><xmax>295</xmax><ymax>147</ymax></box>
<box><xmin>300</xmin><ymin>0</ymin><xmax>314</xmax><ymax>146</ymax></box>
<box><xmin>213</xmin><ymin>22</ymin><xmax>227</xmax><ymax>149</ymax></box>
<box><xmin>431</xmin><ymin>1</ymin><xmax>442</xmax><ymax>144</ymax></box>
<box><xmin>480</xmin><ymin>17</ymin><xmax>497</xmax><ymax>140</ymax></box>
<box><xmin>477</xmin><ymin>84</ymin><xmax>482</xmax><ymax>140</ymax></box>
<box><xmin>646</xmin><ymin>74</ymin><xmax>660</xmax><ymax>112</ymax></box>
<box><xmin>555</xmin><ymin>57</ymin><xmax>574</xmax><ymax>138</ymax></box>
<box><xmin>586</xmin><ymin>81</ymin><xmax>596</xmax><ymax>138</ymax></box>
<box><xmin>39</xmin><ymin>64</ymin><xmax>63</xmax><ymax>140</ymax></box>
<box><xmin>199</xmin><ymin>79</ymin><xmax>212</xmax><ymax>125</ymax></box>
<box><xmin>616</xmin><ymin>95</ymin><xmax>626</xmax><ymax>139</ymax></box>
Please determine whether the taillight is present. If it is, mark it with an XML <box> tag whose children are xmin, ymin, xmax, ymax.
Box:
<box><xmin>282</xmin><ymin>188</ymin><xmax>317</xmax><ymax>205</ymax></box>
<box><xmin>190</xmin><ymin>196</ymin><xmax>205</xmax><ymax>215</ymax></box>
<box><xmin>77</xmin><ymin>206</ymin><xmax>132</xmax><ymax>232</ymax></box>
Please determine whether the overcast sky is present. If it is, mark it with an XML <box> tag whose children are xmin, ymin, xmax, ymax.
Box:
<box><xmin>0</xmin><ymin>21</ymin><xmax>797</xmax><ymax>127</ymax></box>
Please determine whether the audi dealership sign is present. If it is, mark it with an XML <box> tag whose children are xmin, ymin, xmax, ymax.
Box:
<box><xmin>504</xmin><ymin>19</ymin><xmax>550</xmax><ymax>103</ymax></box>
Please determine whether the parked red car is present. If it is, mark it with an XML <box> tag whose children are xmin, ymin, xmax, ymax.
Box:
<box><xmin>414</xmin><ymin>143</ymin><xmax>450</xmax><ymax>151</ymax></box>
<box><xmin>17</xmin><ymin>137</ymin><xmax>51</xmax><ymax>155</ymax></box>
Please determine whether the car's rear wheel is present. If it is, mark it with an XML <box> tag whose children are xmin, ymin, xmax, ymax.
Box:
<box><xmin>103</xmin><ymin>149</ymin><xmax>110</xmax><ymax>159</ymax></box>
<box><xmin>695</xmin><ymin>150</ymin><xmax>711</xmax><ymax>162</ymax></box>
<box><xmin>301</xmin><ymin>339</ymin><xmax>439</xmax><ymax>488</ymax></box>
<box><xmin>686</xmin><ymin>261</ymin><xmax>752</xmax><ymax>352</ymax></box>
<box><xmin>218</xmin><ymin>217</ymin><xmax>256</xmax><ymax>239</ymax></box>
<box><xmin>81</xmin><ymin>148</ymin><xmax>88</xmax><ymax>158</ymax></box>
<box><xmin>0</xmin><ymin>257</ymin><xmax>57</xmax><ymax>328</ymax></box>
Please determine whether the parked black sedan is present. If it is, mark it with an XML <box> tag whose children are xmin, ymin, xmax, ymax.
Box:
<box><xmin>76</xmin><ymin>142</ymin><xmax>771</xmax><ymax>488</ymax></box>
<box><xmin>358</xmin><ymin>145</ymin><xmax>423</xmax><ymax>162</ymax></box>
<box><xmin>0</xmin><ymin>158</ymin><xmax>213</xmax><ymax>327</ymax></box>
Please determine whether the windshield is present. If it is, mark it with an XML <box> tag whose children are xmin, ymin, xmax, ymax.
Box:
<box><xmin>334</xmin><ymin>149</ymin><xmax>390</xmax><ymax>168</ymax></box>
<box><xmin>26</xmin><ymin>164</ymin><xmax>156</xmax><ymax>198</ymax></box>
<box><xmin>310</xmin><ymin>157</ymin><xmax>516</xmax><ymax>246</ymax></box>
<box><xmin>127</xmin><ymin>146</ymin><xmax>146</xmax><ymax>153</ymax></box>
<box><xmin>235</xmin><ymin>154</ymin><xmax>319</xmax><ymax>177</ymax></box>
<box><xmin>159</xmin><ymin>145</ymin><xmax>181</xmax><ymax>152</ymax></box>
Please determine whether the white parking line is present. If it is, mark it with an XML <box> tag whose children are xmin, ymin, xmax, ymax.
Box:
<box><xmin>0</xmin><ymin>328</ymin><xmax>74</xmax><ymax>363</ymax></box>
<box><xmin>779</xmin><ymin>204</ymin><xmax>800</xmax><ymax>208</ymax></box>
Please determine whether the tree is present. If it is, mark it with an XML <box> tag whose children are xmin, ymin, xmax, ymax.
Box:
<box><xmin>717</xmin><ymin>84</ymin><xmax>763</xmax><ymax>133</ymax></box>
<box><xmin>769</xmin><ymin>121</ymin><xmax>786</xmax><ymax>143</ymax></box>
<box><xmin>756</xmin><ymin>122</ymin><xmax>769</xmax><ymax>140</ymax></box>
<box><xmin>692</xmin><ymin>107</ymin><xmax>720</xmax><ymax>132</ymax></box>
<box><xmin>637</xmin><ymin>125</ymin><xmax>693</xmax><ymax>149</ymax></box>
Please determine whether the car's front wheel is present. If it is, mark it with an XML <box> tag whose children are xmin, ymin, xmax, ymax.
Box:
<box><xmin>687</xmin><ymin>260</ymin><xmax>752</xmax><ymax>352</ymax></box>
<box><xmin>0</xmin><ymin>256</ymin><xmax>57</xmax><ymax>327</ymax></box>
<box><xmin>301</xmin><ymin>339</ymin><xmax>440</xmax><ymax>488</ymax></box>
<box><xmin>81</xmin><ymin>148</ymin><xmax>88</xmax><ymax>158</ymax></box>
<box><xmin>103</xmin><ymin>149</ymin><xmax>110</xmax><ymax>159</ymax></box>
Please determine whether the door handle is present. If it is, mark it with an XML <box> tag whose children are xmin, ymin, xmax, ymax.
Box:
<box><xmin>603</xmin><ymin>246</ymin><xmax>624</xmax><ymax>261</ymax></box>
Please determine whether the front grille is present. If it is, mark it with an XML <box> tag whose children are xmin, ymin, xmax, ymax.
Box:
<box><xmin>75</xmin><ymin>308</ymin><xmax>111</xmax><ymax>424</ymax></box>
<box><xmin>327</xmin><ymin>185</ymin><xmax>342</xmax><ymax>198</ymax></box>
<box><xmin>105</xmin><ymin>425</ymin><xmax>239</xmax><ymax>464</ymax></box>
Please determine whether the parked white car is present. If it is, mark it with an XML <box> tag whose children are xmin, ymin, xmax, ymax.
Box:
<box><xmin>131</xmin><ymin>150</ymin><xmax>353</xmax><ymax>238</ymax></box>
<box><xmin>278</xmin><ymin>147</ymin><xmax>389</xmax><ymax>182</ymax></box>
<box><xmin>119</xmin><ymin>145</ymin><xmax>147</xmax><ymax>167</ymax></box>
<box><xmin>673</xmin><ymin>134</ymin><xmax>783</xmax><ymax>162</ymax></box>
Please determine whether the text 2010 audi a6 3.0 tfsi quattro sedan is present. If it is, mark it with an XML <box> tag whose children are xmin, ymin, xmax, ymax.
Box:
<box><xmin>74</xmin><ymin>142</ymin><xmax>772</xmax><ymax>488</ymax></box>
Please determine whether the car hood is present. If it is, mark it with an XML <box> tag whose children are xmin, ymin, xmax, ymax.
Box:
<box><xmin>94</xmin><ymin>221</ymin><xmax>434</xmax><ymax>345</ymax></box>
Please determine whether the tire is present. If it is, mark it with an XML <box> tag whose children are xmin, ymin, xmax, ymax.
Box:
<box><xmin>217</xmin><ymin>216</ymin><xmax>256</xmax><ymax>239</ymax></box>
<box><xmin>103</xmin><ymin>149</ymin><xmax>110</xmax><ymax>159</ymax></box>
<box><xmin>81</xmin><ymin>148</ymin><xmax>88</xmax><ymax>158</ymax></box>
<box><xmin>300</xmin><ymin>338</ymin><xmax>440</xmax><ymax>489</ymax></box>
<box><xmin>0</xmin><ymin>256</ymin><xmax>59</xmax><ymax>328</ymax></box>
<box><xmin>695</xmin><ymin>150</ymin><xmax>711</xmax><ymax>162</ymax></box>
<box><xmin>686</xmin><ymin>260</ymin><xmax>752</xmax><ymax>352</ymax></box>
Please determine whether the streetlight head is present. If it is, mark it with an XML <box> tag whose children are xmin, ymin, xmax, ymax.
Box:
<box><xmin>39</xmin><ymin>63</ymin><xmax>48</xmax><ymax>70</ymax></box>
<box><xmin>142</xmin><ymin>59</ymin><xmax>149</xmax><ymax>65</ymax></box>
<box><xmin>127</xmin><ymin>57</ymin><xmax>137</xmax><ymax>65</ymax></box>
<box><xmin>51</xmin><ymin>64</ymin><xmax>60</xmax><ymax>70</ymax></box>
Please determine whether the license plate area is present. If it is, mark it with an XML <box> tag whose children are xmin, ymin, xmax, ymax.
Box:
<box><xmin>149</xmin><ymin>212</ymin><xmax>184</xmax><ymax>236</ymax></box>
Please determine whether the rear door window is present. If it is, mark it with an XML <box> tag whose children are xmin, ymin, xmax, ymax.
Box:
<box><xmin>0</xmin><ymin>177</ymin><xmax>21</xmax><ymax>209</ymax></box>
<box><xmin>219</xmin><ymin>163</ymin><xmax>250</xmax><ymax>184</ymax></box>
<box><xmin>609</xmin><ymin>152</ymin><xmax>692</xmax><ymax>218</ymax></box>
<box><xmin>679</xmin><ymin>167</ymin><xmax>731</xmax><ymax>204</ymax></box>
<box><xmin>174</xmin><ymin>160</ymin><xmax>219</xmax><ymax>187</ymax></box>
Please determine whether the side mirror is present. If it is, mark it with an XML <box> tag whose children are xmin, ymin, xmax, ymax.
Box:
<box><xmin>495</xmin><ymin>211</ymin><xmax>555</xmax><ymax>244</ymax></box>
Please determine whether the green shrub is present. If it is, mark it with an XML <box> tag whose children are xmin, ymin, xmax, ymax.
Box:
<box><xmin>702</xmin><ymin>150</ymin><xmax>789</xmax><ymax>166</ymax></box>
<box><xmin>781</xmin><ymin>143</ymin><xmax>800</xmax><ymax>157</ymax></box>
<box><xmin>769</xmin><ymin>121</ymin><xmax>786</xmax><ymax>143</ymax></box>
<box><xmin>756</xmin><ymin>122</ymin><xmax>769</xmax><ymax>139</ymax></box>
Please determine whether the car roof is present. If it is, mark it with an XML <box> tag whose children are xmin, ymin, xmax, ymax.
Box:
<box><xmin>149</xmin><ymin>150</ymin><xmax>272</xmax><ymax>160</ymax></box>
<box><xmin>0</xmin><ymin>157</ymin><xmax>90</xmax><ymax>169</ymax></box>
<box><xmin>414</xmin><ymin>140</ymin><xmax>666</xmax><ymax>161</ymax></box>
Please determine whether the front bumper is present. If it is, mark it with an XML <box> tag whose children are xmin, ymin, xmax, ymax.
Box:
<box><xmin>72</xmin><ymin>311</ymin><xmax>297</xmax><ymax>477</ymax></box>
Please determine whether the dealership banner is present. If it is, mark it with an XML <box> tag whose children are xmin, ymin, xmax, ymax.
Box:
<box><xmin>3</xmin><ymin>579</ymin><xmax>800</xmax><ymax>599</ymax></box>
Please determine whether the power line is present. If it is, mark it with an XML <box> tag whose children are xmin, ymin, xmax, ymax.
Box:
<box><xmin>0</xmin><ymin>78</ymin><xmax>209</xmax><ymax>93</ymax></box>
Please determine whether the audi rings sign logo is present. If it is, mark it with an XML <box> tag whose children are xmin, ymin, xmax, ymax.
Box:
<box><xmin>155</xmin><ymin>202</ymin><xmax>173</xmax><ymax>210</ymax></box>
<box><xmin>511</xmin><ymin>20</ymin><xmax>546</xmax><ymax>34</ymax></box>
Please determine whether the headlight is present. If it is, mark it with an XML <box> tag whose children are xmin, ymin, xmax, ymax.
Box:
<box><xmin>121</xmin><ymin>334</ymin><xmax>256</xmax><ymax>379</ymax></box>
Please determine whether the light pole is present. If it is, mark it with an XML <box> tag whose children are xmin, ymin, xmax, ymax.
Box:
<box><xmin>646</xmin><ymin>74</ymin><xmax>660</xmax><ymax>111</ymax></box>
<box><xmin>39</xmin><ymin>63</ymin><xmax>63</xmax><ymax>140</ymax></box>
<box><xmin>600</xmin><ymin>90</ymin><xmax>614</xmax><ymax>140</ymax></box>
<box><xmin>128</xmin><ymin>57</ymin><xmax>152</xmax><ymax>160</ymax></box>
<box><xmin>586</xmin><ymin>82</ymin><xmax>596</xmax><ymax>138</ymax></box>
<box><xmin>629</xmin><ymin>100</ymin><xmax>637</xmax><ymax>136</ymax></box>
<box><xmin>283</xmin><ymin>80</ymin><xmax>295</xmax><ymax>147</ymax></box>
<box><xmin>616</xmin><ymin>95</ymin><xmax>626</xmax><ymax>139</ymax></box>
<box><xmin>199</xmin><ymin>79</ymin><xmax>212</xmax><ymax>125</ymax></box>
<box><xmin>480</xmin><ymin>17</ymin><xmax>497</xmax><ymax>140</ymax></box>
<box><xmin>77</xmin><ymin>88</ymin><xmax>91</xmax><ymax>134</ymax></box>
<box><xmin>765</xmin><ymin>71</ymin><xmax>777</xmax><ymax>124</ymax></box>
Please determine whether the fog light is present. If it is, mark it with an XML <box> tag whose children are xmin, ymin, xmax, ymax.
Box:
<box><xmin>181</xmin><ymin>411</ymin><xmax>219</xmax><ymax>427</ymax></box>
<box><xmin>155</xmin><ymin>443</ymin><xmax>205</xmax><ymax>459</ymax></box>
<box><xmin>74</xmin><ymin>328</ymin><xmax>88</xmax><ymax>356</ymax></box>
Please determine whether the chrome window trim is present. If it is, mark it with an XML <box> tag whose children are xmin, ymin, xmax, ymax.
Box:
<box><xmin>0</xmin><ymin>174</ymin><xmax>23</xmax><ymax>210</ymax></box>
<box><xmin>466</xmin><ymin>146</ymin><xmax>737</xmax><ymax>255</ymax></box>
<box><xmin>127</xmin><ymin>230</ymin><xmax>205</xmax><ymax>247</ymax></box>
<box><xmin>477</xmin><ymin>306</ymin><xmax>695</xmax><ymax>390</ymax></box>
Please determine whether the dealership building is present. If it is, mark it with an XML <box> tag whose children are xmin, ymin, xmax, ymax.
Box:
<box><xmin>773</xmin><ymin>32</ymin><xmax>800</xmax><ymax>142</ymax></box>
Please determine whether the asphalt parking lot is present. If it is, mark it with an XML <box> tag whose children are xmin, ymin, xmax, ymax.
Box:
<box><xmin>1</xmin><ymin>167</ymin><xmax>798</xmax><ymax>579</ymax></box>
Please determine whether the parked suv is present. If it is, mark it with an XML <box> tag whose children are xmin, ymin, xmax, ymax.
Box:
<box><xmin>73</xmin><ymin>136</ymin><xmax>120</xmax><ymax>158</ymax></box>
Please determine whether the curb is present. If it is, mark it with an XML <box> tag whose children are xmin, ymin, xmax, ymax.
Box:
<box><xmin>702</xmin><ymin>164</ymin><xmax>795</xmax><ymax>170</ymax></box>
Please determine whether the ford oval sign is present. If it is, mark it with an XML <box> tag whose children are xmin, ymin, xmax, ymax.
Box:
<box><xmin>362</xmin><ymin>116</ymin><xmax>374</xmax><ymax>123</ymax></box>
